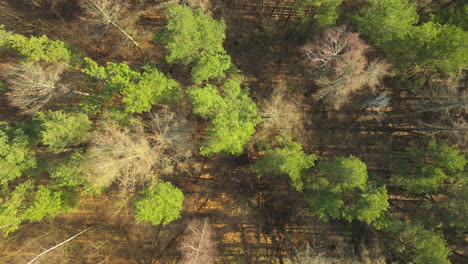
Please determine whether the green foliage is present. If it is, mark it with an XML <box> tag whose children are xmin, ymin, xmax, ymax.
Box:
<box><xmin>349</xmin><ymin>186</ymin><xmax>390</xmax><ymax>225</ymax></box>
<box><xmin>36</xmin><ymin>110</ymin><xmax>92</xmax><ymax>153</ymax></box>
<box><xmin>388</xmin><ymin>220</ymin><xmax>451</xmax><ymax>264</ymax></box>
<box><xmin>316</xmin><ymin>155</ymin><xmax>368</xmax><ymax>191</ymax></box>
<box><xmin>191</xmin><ymin>54</ymin><xmax>232</xmax><ymax>85</ymax></box>
<box><xmin>157</xmin><ymin>4</ymin><xmax>227</xmax><ymax>65</ymax></box>
<box><xmin>390</xmin><ymin>139</ymin><xmax>467</xmax><ymax>194</ymax></box>
<box><xmin>407</xmin><ymin>22</ymin><xmax>467</xmax><ymax>75</ymax></box>
<box><xmin>0</xmin><ymin>26</ymin><xmax>70</xmax><ymax>62</ymax></box>
<box><xmin>307</xmin><ymin>156</ymin><xmax>389</xmax><ymax>225</ymax></box>
<box><xmin>82</xmin><ymin>58</ymin><xmax>180</xmax><ymax>113</ymax></box>
<box><xmin>295</xmin><ymin>0</ymin><xmax>344</xmax><ymax>28</ymax></box>
<box><xmin>0</xmin><ymin>181</ymin><xmax>34</xmax><ymax>236</ymax></box>
<box><xmin>431</xmin><ymin>3</ymin><xmax>468</xmax><ymax>30</ymax></box>
<box><xmin>0</xmin><ymin>122</ymin><xmax>36</xmax><ymax>185</ymax></box>
<box><xmin>49</xmin><ymin>152</ymin><xmax>88</xmax><ymax>187</ymax></box>
<box><xmin>252</xmin><ymin>135</ymin><xmax>317</xmax><ymax>191</ymax></box>
<box><xmin>354</xmin><ymin>0</ymin><xmax>418</xmax><ymax>44</ymax></box>
<box><xmin>188</xmin><ymin>79</ymin><xmax>260</xmax><ymax>156</ymax></box>
<box><xmin>134</xmin><ymin>181</ymin><xmax>184</xmax><ymax>226</ymax></box>
<box><xmin>355</xmin><ymin>0</ymin><xmax>467</xmax><ymax>75</ymax></box>
<box><xmin>121</xmin><ymin>65</ymin><xmax>180</xmax><ymax>113</ymax></box>
<box><xmin>22</xmin><ymin>186</ymin><xmax>70</xmax><ymax>222</ymax></box>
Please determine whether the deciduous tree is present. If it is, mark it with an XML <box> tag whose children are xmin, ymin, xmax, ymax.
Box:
<box><xmin>134</xmin><ymin>180</ymin><xmax>184</xmax><ymax>226</ymax></box>
<box><xmin>187</xmin><ymin>78</ymin><xmax>260</xmax><ymax>156</ymax></box>
<box><xmin>0</xmin><ymin>122</ymin><xmax>36</xmax><ymax>185</ymax></box>
<box><xmin>35</xmin><ymin>110</ymin><xmax>92</xmax><ymax>153</ymax></box>
<box><xmin>178</xmin><ymin>218</ymin><xmax>217</xmax><ymax>264</ymax></box>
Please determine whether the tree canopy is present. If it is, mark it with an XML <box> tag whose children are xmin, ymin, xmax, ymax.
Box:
<box><xmin>188</xmin><ymin>78</ymin><xmax>260</xmax><ymax>156</ymax></box>
<box><xmin>134</xmin><ymin>181</ymin><xmax>184</xmax><ymax>226</ymax></box>
<box><xmin>0</xmin><ymin>122</ymin><xmax>36</xmax><ymax>185</ymax></box>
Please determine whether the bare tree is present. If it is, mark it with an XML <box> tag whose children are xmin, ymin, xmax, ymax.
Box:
<box><xmin>178</xmin><ymin>218</ymin><xmax>217</xmax><ymax>264</ymax></box>
<box><xmin>86</xmin><ymin>108</ymin><xmax>195</xmax><ymax>192</ymax></box>
<box><xmin>301</xmin><ymin>26</ymin><xmax>361</xmax><ymax>71</ymax></box>
<box><xmin>361</xmin><ymin>89</ymin><xmax>391</xmax><ymax>121</ymax></box>
<box><xmin>1</xmin><ymin>62</ymin><xmax>66</xmax><ymax>114</ymax></box>
<box><xmin>258</xmin><ymin>84</ymin><xmax>305</xmax><ymax>139</ymax></box>
<box><xmin>301</xmin><ymin>26</ymin><xmax>390</xmax><ymax>108</ymax></box>
<box><xmin>79</xmin><ymin>0</ymin><xmax>146</xmax><ymax>59</ymax></box>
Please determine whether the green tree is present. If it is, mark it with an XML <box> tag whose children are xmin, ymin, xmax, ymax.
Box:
<box><xmin>307</xmin><ymin>155</ymin><xmax>389</xmax><ymax>225</ymax></box>
<box><xmin>49</xmin><ymin>152</ymin><xmax>89</xmax><ymax>188</ymax></box>
<box><xmin>295</xmin><ymin>0</ymin><xmax>344</xmax><ymax>28</ymax></box>
<box><xmin>252</xmin><ymin>135</ymin><xmax>317</xmax><ymax>191</ymax></box>
<box><xmin>390</xmin><ymin>139</ymin><xmax>467</xmax><ymax>194</ymax></box>
<box><xmin>387</xmin><ymin>219</ymin><xmax>451</xmax><ymax>264</ymax></box>
<box><xmin>156</xmin><ymin>4</ymin><xmax>231</xmax><ymax>84</ymax></box>
<box><xmin>134</xmin><ymin>181</ymin><xmax>184</xmax><ymax>226</ymax></box>
<box><xmin>354</xmin><ymin>0</ymin><xmax>418</xmax><ymax>45</ymax></box>
<box><xmin>188</xmin><ymin>78</ymin><xmax>260</xmax><ymax>156</ymax></box>
<box><xmin>0</xmin><ymin>122</ymin><xmax>36</xmax><ymax>185</ymax></box>
<box><xmin>0</xmin><ymin>181</ymin><xmax>34</xmax><ymax>236</ymax></box>
<box><xmin>36</xmin><ymin>110</ymin><xmax>92</xmax><ymax>153</ymax></box>
<box><xmin>83</xmin><ymin>58</ymin><xmax>180</xmax><ymax>113</ymax></box>
<box><xmin>22</xmin><ymin>186</ymin><xmax>70</xmax><ymax>222</ymax></box>
<box><xmin>157</xmin><ymin>4</ymin><xmax>227</xmax><ymax>65</ymax></box>
<box><xmin>406</xmin><ymin>22</ymin><xmax>467</xmax><ymax>75</ymax></box>
<box><xmin>191</xmin><ymin>54</ymin><xmax>232</xmax><ymax>85</ymax></box>
<box><xmin>0</xmin><ymin>26</ymin><xmax>70</xmax><ymax>63</ymax></box>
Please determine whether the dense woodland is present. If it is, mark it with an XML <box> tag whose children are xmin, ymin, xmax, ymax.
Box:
<box><xmin>0</xmin><ymin>0</ymin><xmax>466</xmax><ymax>263</ymax></box>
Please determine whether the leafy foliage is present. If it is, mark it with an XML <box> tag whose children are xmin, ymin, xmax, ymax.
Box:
<box><xmin>22</xmin><ymin>186</ymin><xmax>70</xmax><ymax>222</ymax></box>
<box><xmin>354</xmin><ymin>0</ymin><xmax>417</xmax><ymax>44</ymax></box>
<box><xmin>0</xmin><ymin>122</ymin><xmax>36</xmax><ymax>185</ymax></box>
<box><xmin>35</xmin><ymin>110</ymin><xmax>92</xmax><ymax>153</ymax></box>
<box><xmin>49</xmin><ymin>152</ymin><xmax>89</xmax><ymax>188</ymax></box>
<box><xmin>188</xmin><ymin>78</ymin><xmax>260</xmax><ymax>156</ymax></box>
<box><xmin>387</xmin><ymin>220</ymin><xmax>451</xmax><ymax>264</ymax></box>
<box><xmin>156</xmin><ymin>4</ymin><xmax>231</xmax><ymax>84</ymax></box>
<box><xmin>82</xmin><ymin>58</ymin><xmax>180</xmax><ymax>113</ymax></box>
<box><xmin>307</xmin><ymin>156</ymin><xmax>389</xmax><ymax>225</ymax></box>
<box><xmin>390</xmin><ymin>139</ymin><xmax>467</xmax><ymax>194</ymax></box>
<box><xmin>295</xmin><ymin>0</ymin><xmax>344</xmax><ymax>28</ymax></box>
<box><xmin>0</xmin><ymin>181</ymin><xmax>34</xmax><ymax>236</ymax></box>
<box><xmin>157</xmin><ymin>4</ymin><xmax>227</xmax><ymax>65</ymax></box>
<box><xmin>252</xmin><ymin>135</ymin><xmax>317</xmax><ymax>191</ymax></box>
<box><xmin>0</xmin><ymin>26</ymin><xmax>70</xmax><ymax>63</ymax></box>
<box><xmin>134</xmin><ymin>181</ymin><xmax>184</xmax><ymax>226</ymax></box>
<box><xmin>191</xmin><ymin>54</ymin><xmax>232</xmax><ymax>85</ymax></box>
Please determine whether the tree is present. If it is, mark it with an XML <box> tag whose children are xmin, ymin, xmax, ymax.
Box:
<box><xmin>1</xmin><ymin>62</ymin><xmax>67</xmax><ymax>114</ymax></box>
<box><xmin>22</xmin><ymin>186</ymin><xmax>70</xmax><ymax>222</ymax></box>
<box><xmin>157</xmin><ymin>4</ymin><xmax>227</xmax><ymax>65</ymax></box>
<box><xmin>191</xmin><ymin>54</ymin><xmax>231</xmax><ymax>85</ymax></box>
<box><xmin>0</xmin><ymin>27</ymin><xmax>71</xmax><ymax>63</ymax></box>
<box><xmin>134</xmin><ymin>180</ymin><xmax>184</xmax><ymax>226</ymax></box>
<box><xmin>295</xmin><ymin>0</ymin><xmax>344</xmax><ymax>28</ymax></box>
<box><xmin>0</xmin><ymin>181</ymin><xmax>34</xmax><ymax>236</ymax></box>
<box><xmin>390</xmin><ymin>139</ymin><xmax>467</xmax><ymax>194</ymax></box>
<box><xmin>35</xmin><ymin>110</ymin><xmax>92</xmax><ymax>153</ymax></box>
<box><xmin>178</xmin><ymin>218</ymin><xmax>217</xmax><ymax>264</ymax></box>
<box><xmin>82</xmin><ymin>58</ymin><xmax>180</xmax><ymax>113</ymax></box>
<box><xmin>405</xmin><ymin>22</ymin><xmax>467</xmax><ymax>75</ymax></box>
<box><xmin>156</xmin><ymin>4</ymin><xmax>231</xmax><ymax>84</ymax></box>
<box><xmin>0</xmin><ymin>122</ymin><xmax>36</xmax><ymax>185</ymax></box>
<box><xmin>252</xmin><ymin>135</ymin><xmax>317</xmax><ymax>191</ymax></box>
<box><xmin>354</xmin><ymin>0</ymin><xmax>418</xmax><ymax>45</ymax></box>
<box><xmin>79</xmin><ymin>0</ymin><xmax>145</xmax><ymax>58</ymax></box>
<box><xmin>301</xmin><ymin>26</ymin><xmax>390</xmax><ymax>108</ymax></box>
<box><xmin>258</xmin><ymin>84</ymin><xmax>305</xmax><ymax>138</ymax></box>
<box><xmin>387</xmin><ymin>219</ymin><xmax>451</xmax><ymax>264</ymax></box>
<box><xmin>187</xmin><ymin>78</ymin><xmax>260</xmax><ymax>156</ymax></box>
<box><xmin>306</xmin><ymin>155</ymin><xmax>389</xmax><ymax>225</ymax></box>
<box><xmin>86</xmin><ymin>110</ymin><xmax>194</xmax><ymax>192</ymax></box>
<box><xmin>48</xmin><ymin>152</ymin><xmax>90</xmax><ymax>188</ymax></box>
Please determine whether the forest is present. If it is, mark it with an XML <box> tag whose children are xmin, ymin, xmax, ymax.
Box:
<box><xmin>0</xmin><ymin>0</ymin><xmax>466</xmax><ymax>263</ymax></box>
